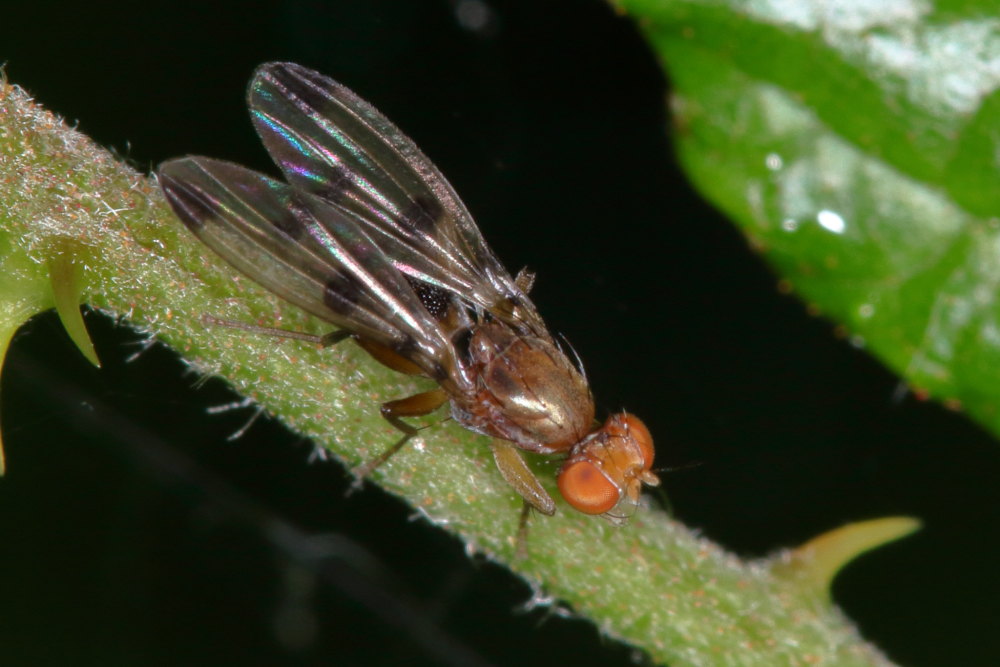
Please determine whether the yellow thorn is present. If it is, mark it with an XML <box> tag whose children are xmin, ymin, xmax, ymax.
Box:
<box><xmin>774</xmin><ymin>517</ymin><xmax>921</xmax><ymax>597</ymax></box>
<box><xmin>47</xmin><ymin>243</ymin><xmax>100</xmax><ymax>368</ymax></box>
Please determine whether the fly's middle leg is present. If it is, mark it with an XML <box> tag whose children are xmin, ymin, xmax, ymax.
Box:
<box><xmin>350</xmin><ymin>388</ymin><xmax>449</xmax><ymax>485</ymax></box>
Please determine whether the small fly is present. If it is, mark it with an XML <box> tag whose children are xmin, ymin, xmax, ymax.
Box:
<box><xmin>158</xmin><ymin>63</ymin><xmax>660</xmax><ymax>535</ymax></box>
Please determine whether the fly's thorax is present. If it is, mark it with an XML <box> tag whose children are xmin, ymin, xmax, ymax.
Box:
<box><xmin>455</xmin><ymin>321</ymin><xmax>595</xmax><ymax>453</ymax></box>
<box><xmin>556</xmin><ymin>413</ymin><xmax>659</xmax><ymax>519</ymax></box>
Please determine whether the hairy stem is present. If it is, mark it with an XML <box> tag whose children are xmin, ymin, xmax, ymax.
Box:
<box><xmin>0</xmin><ymin>74</ymin><xmax>910</xmax><ymax>667</ymax></box>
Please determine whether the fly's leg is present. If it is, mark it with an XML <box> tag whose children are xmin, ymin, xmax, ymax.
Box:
<box><xmin>319</xmin><ymin>330</ymin><xmax>352</xmax><ymax>346</ymax></box>
<box><xmin>350</xmin><ymin>388</ymin><xmax>449</xmax><ymax>487</ymax></box>
<box><xmin>515</xmin><ymin>501</ymin><xmax>533</xmax><ymax>560</ymax></box>
<box><xmin>201</xmin><ymin>319</ymin><xmax>448</xmax><ymax>490</ymax></box>
<box><xmin>489</xmin><ymin>439</ymin><xmax>556</xmax><ymax>558</ymax></box>
<box><xmin>489</xmin><ymin>440</ymin><xmax>556</xmax><ymax>516</ymax></box>
<box><xmin>346</xmin><ymin>335</ymin><xmax>448</xmax><ymax>486</ymax></box>
<box><xmin>196</xmin><ymin>318</ymin><xmax>353</xmax><ymax>440</ymax></box>
<box><xmin>201</xmin><ymin>314</ymin><xmax>354</xmax><ymax>347</ymax></box>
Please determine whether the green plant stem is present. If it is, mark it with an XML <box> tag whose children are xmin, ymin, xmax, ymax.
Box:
<box><xmin>0</xmin><ymin>74</ymin><xmax>907</xmax><ymax>666</ymax></box>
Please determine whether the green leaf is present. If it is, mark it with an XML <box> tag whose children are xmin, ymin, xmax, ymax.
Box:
<box><xmin>618</xmin><ymin>0</ymin><xmax>1000</xmax><ymax>435</ymax></box>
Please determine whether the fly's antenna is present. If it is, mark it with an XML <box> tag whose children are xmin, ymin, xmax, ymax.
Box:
<box><xmin>653</xmin><ymin>459</ymin><xmax>705</xmax><ymax>475</ymax></box>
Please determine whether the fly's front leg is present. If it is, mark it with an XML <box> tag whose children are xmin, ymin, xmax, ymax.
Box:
<box><xmin>350</xmin><ymin>388</ymin><xmax>449</xmax><ymax>486</ymax></box>
<box><xmin>489</xmin><ymin>439</ymin><xmax>556</xmax><ymax>557</ymax></box>
<box><xmin>489</xmin><ymin>440</ymin><xmax>556</xmax><ymax>516</ymax></box>
<box><xmin>515</xmin><ymin>501</ymin><xmax>533</xmax><ymax>560</ymax></box>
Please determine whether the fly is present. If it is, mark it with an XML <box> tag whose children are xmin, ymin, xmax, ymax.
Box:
<box><xmin>158</xmin><ymin>62</ymin><xmax>660</xmax><ymax>534</ymax></box>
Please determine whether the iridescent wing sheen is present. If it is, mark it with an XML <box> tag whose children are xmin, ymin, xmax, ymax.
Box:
<box><xmin>158</xmin><ymin>156</ymin><xmax>456</xmax><ymax>381</ymax></box>
<box><xmin>247</xmin><ymin>62</ymin><xmax>546</xmax><ymax>335</ymax></box>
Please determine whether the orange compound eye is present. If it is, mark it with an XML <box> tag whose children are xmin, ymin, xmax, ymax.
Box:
<box><xmin>620</xmin><ymin>413</ymin><xmax>654</xmax><ymax>470</ymax></box>
<box><xmin>557</xmin><ymin>460</ymin><xmax>620</xmax><ymax>515</ymax></box>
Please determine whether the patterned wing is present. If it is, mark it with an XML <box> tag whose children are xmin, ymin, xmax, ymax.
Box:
<box><xmin>247</xmin><ymin>62</ymin><xmax>546</xmax><ymax>335</ymax></box>
<box><xmin>158</xmin><ymin>156</ymin><xmax>456</xmax><ymax>381</ymax></box>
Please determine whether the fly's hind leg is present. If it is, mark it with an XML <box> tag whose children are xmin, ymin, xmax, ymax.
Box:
<box><xmin>196</xmin><ymin>318</ymin><xmax>442</xmax><ymax>482</ymax></box>
<box><xmin>201</xmin><ymin>315</ymin><xmax>352</xmax><ymax>347</ymax></box>
<box><xmin>350</xmin><ymin>388</ymin><xmax>449</xmax><ymax>487</ymax></box>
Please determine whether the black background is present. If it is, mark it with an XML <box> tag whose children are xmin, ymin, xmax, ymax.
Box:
<box><xmin>2</xmin><ymin>1</ymin><xmax>998</xmax><ymax>665</ymax></box>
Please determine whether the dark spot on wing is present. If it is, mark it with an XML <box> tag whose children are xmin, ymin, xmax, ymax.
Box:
<box><xmin>401</xmin><ymin>195</ymin><xmax>444</xmax><ymax>233</ymax></box>
<box><xmin>267</xmin><ymin>64</ymin><xmax>338</xmax><ymax>120</ymax></box>
<box><xmin>169</xmin><ymin>193</ymin><xmax>211</xmax><ymax>232</ymax></box>
<box><xmin>159</xmin><ymin>173</ymin><xmax>209</xmax><ymax>232</ymax></box>
<box><xmin>323</xmin><ymin>271</ymin><xmax>364</xmax><ymax>314</ymax></box>
<box><xmin>270</xmin><ymin>202</ymin><xmax>306</xmax><ymax>239</ymax></box>
<box><xmin>320</xmin><ymin>165</ymin><xmax>358</xmax><ymax>207</ymax></box>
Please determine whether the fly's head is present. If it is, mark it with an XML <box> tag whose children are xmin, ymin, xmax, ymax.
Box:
<box><xmin>556</xmin><ymin>413</ymin><xmax>659</xmax><ymax>523</ymax></box>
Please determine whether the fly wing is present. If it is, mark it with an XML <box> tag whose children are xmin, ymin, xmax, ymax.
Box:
<box><xmin>158</xmin><ymin>156</ymin><xmax>455</xmax><ymax>381</ymax></box>
<box><xmin>247</xmin><ymin>62</ymin><xmax>545</xmax><ymax>334</ymax></box>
